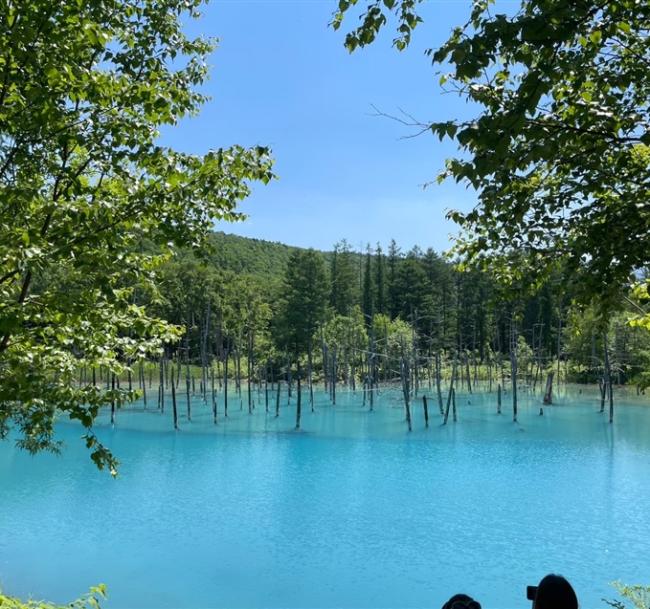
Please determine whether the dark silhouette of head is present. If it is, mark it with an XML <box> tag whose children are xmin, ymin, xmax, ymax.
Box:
<box><xmin>533</xmin><ymin>574</ymin><xmax>578</xmax><ymax>609</ymax></box>
<box><xmin>442</xmin><ymin>594</ymin><xmax>481</xmax><ymax>609</ymax></box>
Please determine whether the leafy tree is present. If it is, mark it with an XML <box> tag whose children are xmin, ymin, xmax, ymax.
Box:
<box><xmin>334</xmin><ymin>0</ymin><xmax>650</xmax><ymax>314</ymax></box>
<box><xmin>372</xmin><ymin>313</ymin><xmax>413</xmax><ymax>360</ymax></box>
<box><xmin>322</xmin><ymin>305</ymin><xmax>368</xmax><ymax>376</ymax></box>
<box><xmin>0</xmin><ymin>0</ymin><xmax>273</xmax><ymax>471</ymax></box>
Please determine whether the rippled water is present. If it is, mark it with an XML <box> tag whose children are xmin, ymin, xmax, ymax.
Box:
<box><xmin>1</xmin><ymin>383</ymin><xmax>649</xmax><ymax>609</ymax></box>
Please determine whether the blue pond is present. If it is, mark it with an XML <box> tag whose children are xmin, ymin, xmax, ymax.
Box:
<box><xmin>1</xmin><ymin>384</ymin><xmax>649</xmax><ymax>609</ymax></box>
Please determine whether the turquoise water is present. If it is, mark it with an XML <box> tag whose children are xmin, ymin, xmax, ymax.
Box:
<box><xmin>1</xmin><ymin>384</ymin><xmax>649</xmax><ymax>609</ymax></box>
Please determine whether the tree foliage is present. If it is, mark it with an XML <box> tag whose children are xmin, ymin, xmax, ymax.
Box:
<box><xmin>276</xmin><ymin>249</ymin><xmax>329</xmax><ymax>354</ymax></box>
<box><xmin>334</xmin><ymin>0</ymin><xmax>650</xmax><ymax>313</ymax></box>
<box><xmin>0</xmin><ymin>0</ymin><xmax>273</xmax><ymax>472</ymax></box>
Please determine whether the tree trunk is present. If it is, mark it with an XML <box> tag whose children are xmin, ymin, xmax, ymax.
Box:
<box><xmin>497</xmin><ymin>383</ymin><xmax>502</xmax><ymax>414</ymax></box>
<box><xmin>443</xmin><ymin>356</ymin><xmax>457</xmax><ymax>425</ymax></box>
<box><xmin>422</xmin><ymin>395</ymin><xmax>429</xmax><ymax>428</ymax></box>
<box><xmin>110</xmin><ymin>372</ymin><xmax>116</xmax><ymax>425</ymax></box>
<box><xmin>308</xmin><ymin>341</ymin><xmax>314</xmax><ymax>412</ymax></box>
<box><xmin>223</xmin><ymin>350</ymin><xmax>229</xmax><ymax>418</ymax></box>
<box><xmin>604</xmin><ymin>333</ymin><xmax>614</xmax><ymax>423</ymax></box>
<box><xmin>510</xmin><ymin>321</ymin><xmax>518</xmax><ymax>423</ymax></box>
<box><xmin>295</xmin><ymin>362</ymin><xmax>302</xmax><ymax>430</ymax></box>
<box><xmin>171</xmin><ymin>363</ymin><xmax>178</xmax><ymax>430</ymax></box>
<box><xmin>435</xmin><ymin>350</ymin><xmax>444</xmax><ymax>415</ymax></box>
<box><xmin>543</xmin><ymin>372</ymin><xmax>554</xmax><ymax>405</ymax></box>
<box><xmin>401</xmin><ymin>356</ymin><xmax>412</xmax><ymax>432</ymax></box>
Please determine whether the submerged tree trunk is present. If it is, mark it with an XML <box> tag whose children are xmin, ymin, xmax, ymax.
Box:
<box><xmin>497</xmin><ymin>383</ymin><xmax>502</xmax><ymax>414</ymax></box>
<box><xmin>171</xmin><ymin>363</ymin><xmax>178</xmax><ymax>430</ymax></box>
<box><xmin>401</xmin><ymin>356</ymin><xmax>412</xmax><ymax>432</ymax></box>
<box><xmin>510</xmin><ymin>321</ymin><xmax>518</xmax><ymax>423</ymax></box>
<box><xmin>308</xmin><ymin>341</ymin><xmax>314</xmax><ymax>412</ymax></box>
<box><xmin>110</xmin><ymin>372</ymin><xmax>116</xmax><ymax>425</ymax></box>
<box><xmin>543</xmin><ymin>372</ymin><xmax>554</xmax><ymax>405</ymax></box>
<box><xmin>211</xmin><ymin>364</ymin><xmax>217</xmax><ymax>424</ymax></box>
<box><xmin>159</xmin><ymin>357</ymin><xmax>165</xmax><ymax>412</ymax></box>
<box><xmin>332</xmin><ymin>347</ymin><xmax>337</xmax><ymax>406</ymax></box>
<box><xmin>265</xmin><ymin>361</ymin><xmax>270</xmax><ymax>413</ymax></box>
<box><xmin>422</xmin><ymin>395</ymin><xmax>429</xmax><ymax>428</ymax></box>
<box><xmin>443</xmin><ymin>356</ymin><xmax>457</xmax><ymax>425</ymax></box>
<box><xmin>604</xmin><ymin>333</ymin><xmax>614</xmax><ymax>423</ymax></box>
<box><xmin>295</xmin><ymin>362</ymin><xmax>302</xmax><ymax>430</ymax></box>
<box><xmin>223</xmin><ymin>349</ymin><xmax>229</xmax><ymax>418</ymax></box>
<box><xmin>435</xmin><ymin>350</ymin><xmax>444</xmax><ymax>415</ymax></box>
<box><xmin>465</xmin><ymin>352</ymin><xmax>472</xmax><ymax>394</ymax></box>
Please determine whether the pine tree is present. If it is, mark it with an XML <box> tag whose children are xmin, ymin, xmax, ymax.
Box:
<box><xmin>387</xmin><ymin>239</ymin><xmax>402</xmax><ymax>319</ymax></box>
<box><xmin>279</xmin><ymin>249</ymin><xmax>329</xmax><ymax>354</ymax></box>
<box><xmin>362</xmin><ymin>244</ymin><xmax>374</xmax><ymax>324</ymax></box>
<box><xmin>375</xmin><ymin>243</ymin><xmax>386</xmax><ymax>315</ymax></box>
<box><xmin>330</xmin><ymin>240</ymin><xmax>358</xmax><ymax>315</ymax></box>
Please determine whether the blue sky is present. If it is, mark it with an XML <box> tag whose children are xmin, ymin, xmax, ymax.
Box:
<box><xmin>161</xmin><ymin>0</ymin><xmax>481</xmax><ymax>253</ymax></box>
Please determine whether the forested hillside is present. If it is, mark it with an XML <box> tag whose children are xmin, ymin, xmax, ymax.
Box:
<box><xmin>164</xmin><ymin>232</ymin><xmax>650</xmax><ymax>392</ymax></box>
<box><xmin>206</xmin><ymin>232</ymin><xmax>299</xmax><ymax>282</ymax></box>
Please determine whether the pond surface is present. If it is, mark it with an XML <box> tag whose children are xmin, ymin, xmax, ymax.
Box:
<box><xmin>1</xmin><ymin>384</ymin><xmax>649</xmax><ymax>609</ymax></box>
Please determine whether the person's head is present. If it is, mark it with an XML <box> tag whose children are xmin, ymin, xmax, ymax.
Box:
<box><xmin>533</xmin><ymin>574</ymin><xmax>578</xmax><ymax>609</ymax></box>
<box><xmin>442</xmin><ymin>594</ymin><xmax>481</xmax><ymax>609</ymax></box>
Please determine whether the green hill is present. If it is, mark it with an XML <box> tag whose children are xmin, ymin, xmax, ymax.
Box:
<box><xmin>206</xmin><ymin>232</ymin><xmax>302</xmax><ymax>282</ymax></box>
<box><xmin>206</xmin><ymin>232</ymin><xmax>363</xmax><ymax>283</ymax></box>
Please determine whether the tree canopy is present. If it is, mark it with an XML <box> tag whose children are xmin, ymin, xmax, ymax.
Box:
<box><xmin>0</xmin><ymin>0</ymin><xmax>273</xmax><ymax>472</ymax></box>
<box><xmin>334</xmin><ymin>0</ymin><xmax>650</xmax><ymax>317</ymax></box>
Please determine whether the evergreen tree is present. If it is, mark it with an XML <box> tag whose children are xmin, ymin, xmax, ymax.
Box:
<box><xmin>278</xmin><ymin>250</ymin><xmax>329</xmax><ymax>355</ymax></box>
<box><xmin>375</xmin><ymin>243</ymin><xmax>387</xmax><ymax>315</ymax></box>
<box><xmin>330</xmin><ymin>240</ymin><xmax>358</xmax><ymax>315</ymax></box>
<box><xmin>362</xmin><ymin>244</ymin><xmax>374</xmax><ymax>324</ymax></box>
<box><xmin>387</xmin><ymin>239</ymin><xmax>402</xmax><ymax>319</ymax></box>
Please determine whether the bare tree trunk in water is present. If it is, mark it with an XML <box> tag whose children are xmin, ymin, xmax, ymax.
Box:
<box><xmin>465</xmin><ymin>352</ymin><xmax>472</xmax><ymax>394</ymax></box>
<box><xmin>141</xmin><ymin>362</ymin><xmax>147</xmax><ymax>409</ymax></box>
<box><xmin>332</xmin><ymin>347</ymin><xmax>337</xmax><ymax>406</ymax></box>
<box><xmin>308</xmin><ymin>341</ymin><xmax>314</xmax><ymax>412</ymax></box>
<box><xmin>171</xmin><ymin>363</ymin><xmax>178</xmax><ymax>430</ymax></box>
<box><xmin>604</xmin><ymin>333</ymin><xmax>614</xmax><ymax>423</ymax></box>
<box><xmin>510</xmin><ymin>320</ymin><xmax>518</xmax><ymax>423</ymax></box>
<box><xmin>211</xmin><ymin>364</ymin><xmax>217</xmax><ymax>424</ymax></box>
<box><xmin>295</xmin><ymin>362</ymin><xmax>302</xmax><ymax>430</ymax></box>
<box><xmin>497</xmin><ymin>383</ymin><xmax>502</xmax><ymax>414</ymax></box>
<box><xmin>223</xmin><ymin>349</ymin><xmax>229</xmax><ymax>418</ymax></box>
<box><xmin>110</xmin><ymin>372</ymin><xmax>116</xmax><ymax>425</ymax></box>
<box><xmin>159</xmin><ymin>357</ymin><xmax>165</xmax><ymax>412</ymax></box>
<box><xmin>435</xmin><ymin>350</ymin><xmax>444</xmax><ymax>415</ymax></box>
<box><xmin>422</xmin><ymin>395</ymin><xmax>429</xmax><ymax>428</ymax></box>
<box><xmin>443</xmin><ymin>356</ymin><xmax>457</xmax><ymax>425</ymax></box>
<box><xmin>265</xmin><ymin>361</ymin><xmax>270</xmax><ymax>413</ymax></box>
<box><xmin>401</xmin><ymin>356</ymin><xmax>412</xmax><ymax>432</ymax></box>
<box><xmin>543</xmin><ymin>372</ymin><xmax>554</xmax><ymax>405</ymax></box>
